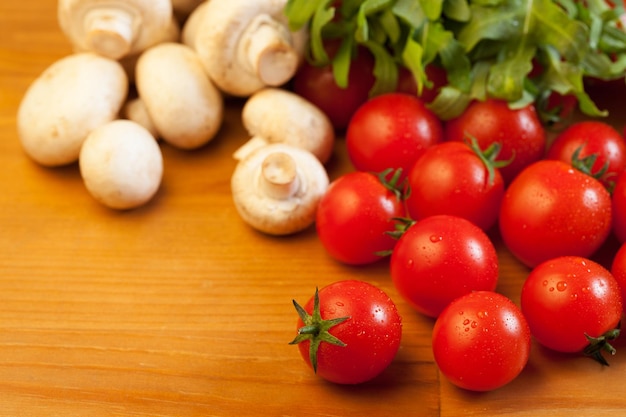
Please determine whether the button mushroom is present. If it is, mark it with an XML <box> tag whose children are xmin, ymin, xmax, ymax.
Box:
<box><xmin>194</xmin><ymin>0</ymin><xmax>308</xmax><ymax>96</ymax></box>
<box><xmin>79</xmin><ymin>119</ymin><xmax>163</xmax><ymax>210</ymax></box>
<box><xmin>181</xmin><ymin>1</ymin><xmax>208</xmax><ymax>50</ymax></box>
<box><xmin>57</xmin><ymin>0</ymin><xmax>173</xmax><ymax>60</ymax></box>
<box><xmin>135</xmin><ymin>42</ymin><xmax>224</xmax><ymax>150</ymax></box>
<box><xmin>231</xmin><ymin>143</ymin><xmax>329</xmax><ymax>235</ymax></box>
<box><xmin>17</xmin><ymin>52</ymin><xmax>128</xmax><ymax>167</ymax></box>
<box><xmin>120</xmin><ymin>97</ymin><xmax>159</xmax><ymax>139</ymax></box>
<box><xmin>236</xmin><ymin>88</ymin><xmax>335</xmax><ymax>164</ymax></box>
<box><xmin>118</xmin><ymin>15</ymin><xmax>182</xmax><ymax>84</ymax></box>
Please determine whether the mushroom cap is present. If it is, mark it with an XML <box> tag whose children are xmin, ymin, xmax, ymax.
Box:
<box><xmin>57</xmin><ymin>0</ymin><xmax>173</xmax><ymax>60</ymax></box>
<box><xmin>231</xmin><ymin>143</ymin><xmax>329</xmax><ymax>235</ymax></box>
<box><xmin>17</xmin><ymin>52</ymin><xmax>128</xmax><ymax>167</ymax></box>
<box><xmin>181</xmin><ymin>1</ymin><xmax>208</xmax><ymax>50</ymax></box>
<box><xmin>79</xmin><ymin>119</ymin><xmax>163</xmax><ymax>210</ymax></box>
<box><xmin>195</xmin><ymin>0</ymin><xmax>306</xmax><ymax>96</ymax></box>
<box><xmin>241</xmin><ymin>88</ymin><xmax>335</xmax><ymax>164</ymax></box>
<box><xmin>120</xmin><ymin>97</ymin><xmax>159</xmax><ymax>139</ymax></box>
<box><xmin>118</xmin><ymin>15</ymin><xmax>181</xmax><ymax>83</ymax></box>
<box><xmin>135</xmin><ymin>42</ymin><xmax>224</xmax><ymax>150</ymax></box>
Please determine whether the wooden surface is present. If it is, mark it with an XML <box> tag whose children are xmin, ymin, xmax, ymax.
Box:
<box><xmin>2</xmin><ymin>2</ymin><xmax>626</xmax><ymax>416</ymax></box>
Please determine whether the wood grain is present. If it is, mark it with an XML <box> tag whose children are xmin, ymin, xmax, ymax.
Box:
<box><xmin>1</xmin><ymin>1</ymin><xmax>625</xmax><ymax>416</ymax></box>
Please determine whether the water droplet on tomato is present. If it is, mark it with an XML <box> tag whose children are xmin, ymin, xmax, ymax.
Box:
<box><xmin>542</xmin><ymin>280</ymin><xmax>549</xmax><ymax>286</ymax></box>
<box><xmin>471</xmin><ymin>321</ymin><xmax>478</xmax><ymax>328</ymax></box>
<box><xmin>336</xmin><ymin>302</ymin><xmax>344</xmax><ymax>307</ymax></box>
<box><xmin>463</xmin><ymin>319</ymin><xmax>470</xmax><ymax>325</ymax></box>
<box><xmin>430</xmin><ymin>235</ymin><xmax>443</xmax><ymax>243</ymax></box>
<box><xmin>556</xmin><ymin>281</ymin><xmax>567</xmax><ymax>292</ymax></box>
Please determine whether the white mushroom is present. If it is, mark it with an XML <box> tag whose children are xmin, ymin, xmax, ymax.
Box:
<box><xmin>57</xmin><ymin>0</ymin><xmax>173</xmax><ymax>60</ymax></box>
<box><xmin>79</xmin><ymin>119</ymin><xmax>163</xmax><ymax>210</ymax></box>
<box><xmin>135</xmin><ymin>42</ymin><xmax>224</xmax><ymax>150</ymax></box>
<box><xmin>236</xmin><ymin>88</ymin><xmax>335</xmax><ymax>164</ymax></box>
<box><xmin>194</xmin><ymin>0</ymin><xmax>308</xmax><ymax>96</ymax></box>
<box><xmin>118</xmin><ymin>15</ymin><xmax>181</xmax><ymax>83</ymax></box>
<box><xmin>120</xmin><ymin>97</ymin><xmax>159</xmax><ymax>139</ymax></box>
<box><xmin>181</xmin><ymin>1</ymin><xmax>208</xmax><ymax>50</ymax></box>
<box><xmin>231</xmin><ymin>143</ymin><xmax>329</xmax><ymax>235</ymax></box>
<box><xmin>17</xmin><ymin>52</ymin><xmax>128</xmax><ymax>167</ymax></box>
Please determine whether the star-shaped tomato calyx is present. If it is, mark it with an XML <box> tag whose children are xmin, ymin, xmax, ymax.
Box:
<box><xmin>289</xmin><ymin>287</ymin><xmax>350</xmax><ymax>373</ymax></box>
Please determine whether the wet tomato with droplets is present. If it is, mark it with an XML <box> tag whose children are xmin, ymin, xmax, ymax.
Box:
<box><xmin>444</xmin><ymin>99</ymin><xmax>545</xmax><ymax>184</ymax></box>
<box><xmin>521</xmin><ymin>256</ymin><xmax>622</xmax><ymax>362</ymax></box>
<box><xmin>345</xmin><ymin>92</ymin><xmax>443</xmax><ymax>180</ymax></box>
<box><xmin>499</xmin><ymin>160</ymin><xmax>612</xmax><ymax>268</ymax></box>
<box><xmin>432</xmin><ymin>291</ymin><xmax>531</xmax><ymax>391</ymax></box>
<box><xmin>290</xmin><ymin>280</ymin><xmax>402</xmax><ymax>384</ymax></box>
<box><xmin>390</xmin><ymin>215</ymin><xmax>499</xmax><ymax>318</ymax></box>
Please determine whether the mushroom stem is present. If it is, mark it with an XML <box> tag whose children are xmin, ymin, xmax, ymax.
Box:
<box><xmin>259</xmin><ymin>152</ymin><xmax>300</xmax><ymax>200</ymax></box>
<box><xmin>84</xmin><ymin>8</ymin><xmax>135</xmax><ymax>60</ymax></box>
<box><xmin>240</xmin><ymin>14</ymin><xmax>299</xmax><ymax>87</ymax></box>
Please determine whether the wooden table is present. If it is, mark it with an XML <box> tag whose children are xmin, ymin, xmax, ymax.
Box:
<box><xmin>2</xmin><ymin>2</ymin><xmax>626</xmax><ymax>416</ymax></box>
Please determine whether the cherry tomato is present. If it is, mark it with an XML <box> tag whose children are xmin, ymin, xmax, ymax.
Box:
<box><xmin>612</xmin><ymin>172</ymin><xmax>626</xmax><ymax>243</ymax></box>
<box><xmin>444</xmin><ymin>99</ymin><xmax>546</xmax><ymax>184</ymax></box>
<box><xmin>405</xmin><ymin>141</ymin><xmax>505</xmax><ymax>231</ymax></box>
<box><xmin>316</xmin><ymin>170</ymin><xmax>406</xmax><ymax>265</ymax></box>
<box><xmin>541</xmin><ymin>92</ymin><xmax>578</xmax><ymax>126</ymax></box>
<box><xmin>396</xmin><ymin>64</ymin><xmax>448</xmax><ymax>104</ymax></box>
<box><xmin>546</xmin><ymin>120</ymin><xmax>626</xmax><ymax>190</ymax></box>
<box><xmin>290</xmin><ymin>280</ymin><xmax>403</xmax><ymax>384</ymax></box>
<box><xmin>292</xmin><ymin>41</ymin><xmax>375</xmax><ymax>131</ymax></box>
<box><xmin>432</xmin><ymin>291</ymin><xmax>531</xmax><ymax>392</ymax></box>
<box><xmin>390</xmin><ymin>215</ymin><xmax>499</xmax><ymax>318</ymax></box>
<box><xmin>346</xmin><ymin>92</ymin><xmax>443</xmax><ymax>178</ymax></box>
<box><xmin>521</xmin><ymin>256</ymin><xmax>622</xmax><ymax>364</ymax></box>
<box><xmin>499</xmin><ymin>160</ymin><xmax>612</xmax><ymax>268</ymax></box>
<box><xmin>610</xmin><ymin>242</ymin><xmax>626</xmax><ymax>315</ymax></box>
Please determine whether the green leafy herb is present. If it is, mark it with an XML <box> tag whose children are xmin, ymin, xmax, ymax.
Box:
<box><xmin>284</xmin><ymin>0</ymin><xmax>626</xmax><ymax>121</ymax></box>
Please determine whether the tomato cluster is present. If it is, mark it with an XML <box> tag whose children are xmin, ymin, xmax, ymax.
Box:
<box><xmin>290</xmin><ymin>89</ymin><xmax>626</xmax><ymax>391</ymax></box>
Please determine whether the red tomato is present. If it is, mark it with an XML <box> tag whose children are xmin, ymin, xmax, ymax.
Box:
<box><xmin>316</xmin><ymin>170</ymin><xmax>406</xmax><ymax>265</ymax></box>
<box><xmin>432</xmin><ymin>291</ymin><xmax>531</xmax><ymax>392</ymax></box>
<box><xmin>612</xmin><ymin>172</ymin><xmax>626</xmax><ymax>243</ymax></box>
<box><xmin>546</xmin><ymin>120</ymin><xmax>626</xmax><ymax>190</ymax></box>
<box><xmin>290</xmin><ymin>280</ymin><xmax>403</xmax><ymax>384</ymax></box>
<box><xmin>396</xmin><ymin>64</ymin><xmax>448</xmax><ymax>104</ymax></box>
<box><xmin>444</xmin><ymin>99</ymin><xmax>546</xmax><ymax>184</ymax></box>
<box><xmin>541</xmin><ymin>92</ymin><xmax>578</xmax><ymax>125</ymax></box>
<box><xmin>610</xmin><ymin>242</ymin><xmax>626</xmax><ymax>314</ymax></box>
<box><xmin>521</xmin><ymin>256</ymin><xmax>622</xmax><ymax>363</ymax></box>
<box><xmin>292</xmin><ymin>41</ymin><xmax>375</xmax><ymax>131</ymax></box>
<box><xmin>499</xmin><ymin>160</ymin><xmax>612</xmax><ymax>268</ymax></box>
<box><xmin>346</xmin><ymin>93</ymin><xmax>443</xmax><ymax>178</ymax></box>
<box><xmin>390</xmin><ymin>215</ymin><xmax>499</xmax><ymax>318</ymax></box>
<box><xmin>405</xmin><ymin>141</ymin><xmax>505</xmax><ymax>231</ymax></box>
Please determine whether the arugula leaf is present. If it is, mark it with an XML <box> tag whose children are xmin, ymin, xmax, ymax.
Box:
<box><xmin>285</xmin><ymin>0</ymin><xmax>330</xmax><ymax>31</ymax></box>
<box><xmin>284</xmin><ymin>0</ymin><xmax>626</xmax><ymax>121</ymax></box>
<box><xmin>309</xmin><ymin>4</ymin><xmax>337</xmax><ymax>64</ymax></box>
<box><xmin>488</xmin><ymin>42</ymin><xmax>536</xmax><ymax>101</ymax></box>
<box><xmin>443</xmin><ymin>0</ymin><xmax>471</xmax><ymax>21</ymax></box>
